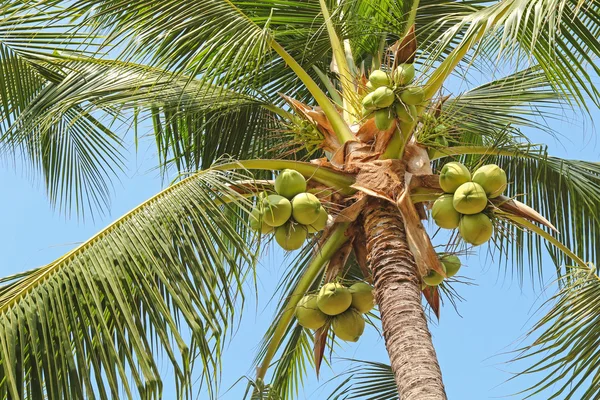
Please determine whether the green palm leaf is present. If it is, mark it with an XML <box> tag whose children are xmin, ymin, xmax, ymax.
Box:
<box><xmin>327</xmin><ymin>359</ymin><xmax>397</xmax><ymax>400</ymax></box>
<box><xmin>0</xmin><ymin>167</ymin><xmax>258</xmax><ymax>399</ymax></box>
<box><xmin>511</xmin><ymin>265</ymin><xmax>600</xmax><ymax>399</ymax></box>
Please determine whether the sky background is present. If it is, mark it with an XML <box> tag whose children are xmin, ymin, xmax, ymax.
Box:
<box><xmin>0</xmin><ymin>67</ymin><xmax>598</xmax><ymax>399</ymax></box>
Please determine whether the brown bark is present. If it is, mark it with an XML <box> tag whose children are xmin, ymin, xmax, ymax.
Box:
<box><xmin>362</xmin><ymin>198</ymin><xmax>447</xmax><ymax>400</ymax></box>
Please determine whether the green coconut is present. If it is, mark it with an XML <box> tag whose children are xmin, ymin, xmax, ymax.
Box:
<box><xmin>472</xmin><ymin>164</ymin><xmax>507</xmax><ymax>198</ymax></box>
<box><xmin>362</xmin><ymin>92</ymin><xmax>376</xmax><ymax>110</ymax></box>
<box><xmin>394</xmin><ymin>103</ymin><xmax>417</xmax><ymax>123</ymax></box>
<box><xmin>275</xmin><ymin>222</ymin><xmax>307</xmax><ymax>251</ymax></box>
<box><xmin>275</xmin><ymin>169</ymin><xmax>307</xmax><ymax>199</ymax></box>
<box><xmin>453</xmin><ymin>182</ymin><xmax>488</xmax><ymax>215</ymax></box>
<box><xmin>317</xmin><ymin>283</ymin><xmax>352</xmax><ymax>316</ymax></box>
<box><xmin>435</xmin><ymin>135</ymin><xmax>449</xmax><ymax>147</ymax></box>
<box><xmin>349</xmin><ymin>282</ymin><xmax>374</xmax><ymax>313</ymax></box>
<box><xmin>439</xmin><ymin>162</ymin><xmax>471</xmax><ymax>193</ymax></box>
<box><xmin>393</xmin><ymin>63</ymin><xmax>415</xmax><ymax>86</ymax></box>
<box><xmin>291</xmin><ymin>192</ymin><xmax>322</xmax><ymax>225</ymax></box>
<box><xmin>262</xmin><ymin>194</ymin><xmax>292</xmax><ymax>227</ymax></box>
<box><xmin>374</xmin><ymin>108</ymin><xmax>395</xmax><ymax>131</ymax></box>
<box><xmin>423</xmin><ymin>263</ymin><xmax>447</xmax><ymax>286</ymax></box>
<box><xmin>400</xmin><ymin>86</ymin><xmax>425</xmax><ymax>105</ymax></box>
<box><xmin>332</xmin><ymin>308</ymin><xmax>365</xmax><ymax>342</ymax></box>
<box><xmin>371</xmin><ymin>86</ymin><xmax>395</xmax><ymax>108</ymax></box>
<box><xmin>365</xmin><ymin>81</ymin><xmax>374</xmax><ymax>92</ymax></box>
<box><xmin>368</xmin><ymin>69</ymin><xmax>390</xmax><ymax>88</ymax></box>
<box><xmin>295</xmin><ymin>294</ymin><xmax>327</xmax><ymax>330</ymax></box>
<box><xmin>249</xmin><ymin>208</ymin><xmax>274</xmax><ymax>234</ymax></box>
<box><xmin>431</xmin><ymin>194</ymin><xmax>461</xmax><ymax>229</ymax></box>
<box><xmin>459</xmin><ymin>213</ymin><xmax>493</xmax><ymax>246</ymax></box>
<box><xmin>440</xmin><ymin>254</ymin><xmax>461</xmax><ymax>277</ymax></box>
<box><xmin>307</xmin><ymin>207</ymin><xmax>328</xmax><ymax>233</ymax></box>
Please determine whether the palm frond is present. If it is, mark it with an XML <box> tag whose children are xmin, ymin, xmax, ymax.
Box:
<box><xmin>426</xmin><ymin>0</ymin><xmax>600</xmax><ymax>108</ymax></box>
<box><xmin>327</xmin><ymin>359</ymin><xmax>397</xmax><ymax>400</ymax></box>
<box><xmin>511</xmin><ymin>265</ymin><xmax>600</xmax><ymax>400</ymax></box>
<box><xmin>0</xmin><ymin>167</ymin><xmax>259</xmax><ymax>399</ymax></box>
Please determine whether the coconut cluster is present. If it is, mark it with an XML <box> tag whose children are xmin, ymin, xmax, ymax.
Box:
<box><xmin>361</xmin><ymin>63</ymin><xmax>424</xmax><ymax>131</ymax></box>
<box><xmin>295</xmin><ymin>282</ymin><xmax>374</xmax><ymax>342</ymax></box>
<box><xmin>422</xmin><ymin>254</ymin><xmax>461</xmax><ymax>288</ymax></box>
<box><xmin>249</xmin><ymin>169</ymin><xmax>329</xmax><ymax>251</ymax></box>
<box><xmin>433</xmin><ymin>162</ymin><xmax>507</xmax><ymax>246</ymax></box>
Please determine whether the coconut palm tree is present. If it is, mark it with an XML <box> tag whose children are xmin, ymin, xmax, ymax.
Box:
<box><xmin>0</xmin><ymin>0</ymin><xmax>600</xmax><ymax>399</ymax></box>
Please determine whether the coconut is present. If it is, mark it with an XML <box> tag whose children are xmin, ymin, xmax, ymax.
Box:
<box><xmin>291</xmin><ymin>192</ymin><xmax>322</xmax><ymax>225</ymax></box>
<box><xmin>317</xmin><ymin>283</ymin><xmax>352</xmax><ymax>316</ymax></box>
<box><xmin>441</xmin><ymin>254</ymin><xmax>461</xmax><ymax>277</ymax></box>
<box><xmin>362</xmin><ymin>92</ymin><xmax>376</xmax><ymax>110</ymax></box>
<box><xmin>439</xmin><ymin>162</ymin><xmax>471</xmax><ymax>193</ymax></box>
<box><xmin>435</xmin><ymin>135</ymin><xmax>449</xmax><ymax>147</ymax></box>
<box><xmin>249</xmin><ymin>208</ymin><xmax>274</xmax><ymax>234</ymax></box>
<box><xmin>262</xmin><ymin>195</ymin><xmax>292</xmax><ymax>227</ymax></box>
<box><xmin>472</xmin><ymin>164</ymin><xmax>507</xmax><ymax>198</ymax></box>
<box><xmin>431</xmin><ymin>194</ymin><xmax>461</xmax><ymax>229</ymax></box>
<box><xmin>394</xmin><ymin>103</ymin><xmax>417</xmax><ymax>123</ymax></box>
<box><xmin>332</xmin><ymin>308</ymin><xmax>365</xmax><ymax>342</ymax></box>
<box><xmin>307</xmin><ymin>207</ymin><xmax>328</xmax><ymax>233</ymax></box>
<box><xmin>459</xmin><ymin>213</ymin><xmax>493</xmax><ymax>246</ymax></box>
<box><xmin>349</xmin><ymin>282</ymin><xmax>374</xmax><ymax>313</ymax></box>
<box><xmin>423</xmin><ymin>263</ymin><xmax>446</xmax><ymax>286</ymax></box>
<box><xmin>453</xmin><ymin>182</ymin><xmax>488</xmax><ymax>215</ymax></box>
<box><xmin>368</xmin><ymin>69</ymin><xmax>390</xmax><ymax>88</ymax></box>
<box><xmin>275</xmin><ymin>169</ymin><xmax>307</xmax><ymax>199</ymax></box>
<box><xmin>365</xmin><ymin>81</ymin><xmax>374</xmax><ymax>92</ymax></box>
<box><xmin>295</xmin><ymin>294</ymin><xmax>327</xmax><ymax>330</ymax></box>
<box><xmin>371</xmin><ymin>86</ymin><xmax>395</xmax><ymax>108</ymax></box>
<box><xmin>393</xmin><ymin>63</ymin><xmax>415</xmax><ymax>86</ymax></box>
<box><xmin>275</xmin><ymin>222</ymin><xmax>307</xmax><ymax>251</ymax></box>
<box><xmin>400</xmin><ymin>86</ymin><xmax>425</xmax><ymax>105</ymax></box>
<box><xmin>374</xmin><ymin>109</ymin><xmax>394</xmax><ymax>131</ymax></box>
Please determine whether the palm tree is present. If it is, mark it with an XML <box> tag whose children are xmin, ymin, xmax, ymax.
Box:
<box><xmin>0</xmin><ymin>0</ymin><xmax>599</xmax><ymax>399</ymax></box>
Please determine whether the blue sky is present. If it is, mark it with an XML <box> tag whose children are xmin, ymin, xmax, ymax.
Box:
<box><xmin>1</xmin><ymin>73</ymin><xmax>598</xmax><ymax>399</ymax></box>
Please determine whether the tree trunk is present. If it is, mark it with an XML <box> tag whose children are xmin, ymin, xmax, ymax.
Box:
<box><xmin>362</xmin><ymin>198</ymin><xmax>447</xmax><ymax>400</ymax></box>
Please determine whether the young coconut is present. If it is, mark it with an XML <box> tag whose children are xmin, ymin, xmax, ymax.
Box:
<box><xmin>332</xmin><ymin>308</ymin><xmax>365</xmax><ymax>342</ymax></box>
<box><xmin>423</xmin><ymin>263</ymin><xmax>447</xmax><ymax>286</ymax></box>
<box><xmin>472</xmin><ymin>164</ymin><xmax>507</xmax><ymax>198</ymax></box>
<box><xmin>394</xmin><ymin>103</ymin><xmax>417</xmax><ymax>123</ymax></box>
<box><xmin>439</xmin><ymin>162</ymin><xmax>471</xmax><ymax>193</ymax></box>
<box><xmin>362</xmin><ymin>93</ymin><xmax>375</xmax><ymax>111</ymax></box>
<box><xmin>262</xmin><ymin>194</ymin><xmax>292</xmax><ymax>227</ymax></box>
<box><xmin>393</xmin><ymin>63</ymin><xmax>415</xmax><ymax>86</ymax></box>
<box><xmin>453</xmin><ymin>182</ymin><xmax>488</xmax><ymax>215</ymax></box>
<box><xmin>459</xmin><ymin>213</ymin><xmax>493</xmax><ymax>246</ymax></box>
<box><xmin>249</xmin><ymin>208</ymin><xmax>274</xmax><ymax>234</ymax></box>
<box><xmin>400</xmin><ymin>86</ymin><xmax>425</xmax><ymax>105</ymax></box>
<box><xmin>374</xmin><ymin>108</ymin><xmax>395</xmax><ymax>131</ymax></box>
<box><xmin>431</xmin><ymin>194</ymin><xmax>461</xmax><ymax>229</ymax></box>
<box><xmin>291</xmin><ymin>192</ymin><xmax>322</xmax><ymax>225</ymax></box>
<box><xmin>275</xmin><ymin>169</ymin><xmax>307</xmax><ymax>199</ymax></box>
<box><xmin>349</xmin><ymin>282</ymin><xmax>375</xmax><ymax>313</ymax></box>
<box><xmin>317</xmin><ymin>282</ymin><xmax>352</xmax><ymax>316</ymax></box>
<box><xmin>440</xmin><ymin>254</ymin><xmax>461</xmax><ymax>277</ymax></box>
<box><xmin>368</xmin><ymin>69</ymin><xmax>390</xmax><ymax>88</ymax></box>
<box><xmin>371</xmin><ymin>86</ymin><xmax>395</xmax><ymax>108</ymax></box>
<box><xmin>295</xmin><ymin>294</ymin><xmax>327</xmax><ymax>330</ymax></box>
<box><xmin>275</xmin><ymin>222</ymin><xmax>307</xmax><ymax>251</ymax></box>
<box><xmin>307</xmin><ymin>207</ymin><xmax>329</xmax><ymax>233</ymax></box>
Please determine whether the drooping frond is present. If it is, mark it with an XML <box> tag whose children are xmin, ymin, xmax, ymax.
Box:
<box><xmin>511</xmin><ymin>265</ymin><xmax>600</xmax><ymax>399</ymax></box>
<box><xmin>441</xmin><ymin>66</ymin><xmax>564</xmax><ymax>140</ymax></box>
<box><xmin>327</xmin><ymin>359</ymin><xmax>397</xmax><ymax>400</ymax></box>
<box><xmin>426</xmin><ymin>0</ymin><xmax>600</xmax><ymax>108</ymax></box>
<box><xmin>0</xmin><ymin>167</ymin><xmax>259</xmax><ymax>399</ymax></box>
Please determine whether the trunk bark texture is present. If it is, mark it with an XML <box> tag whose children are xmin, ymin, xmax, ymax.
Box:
<box><xmin>362</xmin><ymin>198</ymin><xmax>447</xmax><ymax>400</ymax></box>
